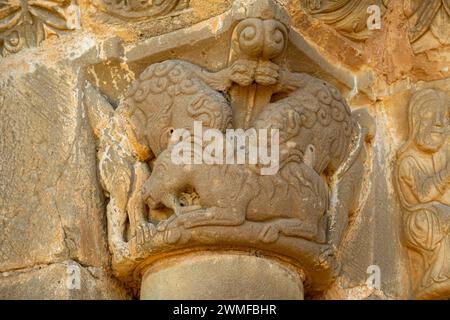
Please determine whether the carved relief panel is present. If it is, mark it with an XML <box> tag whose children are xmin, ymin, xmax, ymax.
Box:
<box><xmin>84</xmin><ymin>0</ymin><xmax>375</xmax><ymax>297</ymax></box>
<box><xmin>2</xmin><ymin>0</ymin><xmax>450</xmax><ymax>301</ymax></box>
<box><xmin>395</xmin><ymin>89</ymin><xmax>450</xmax><ymax>299</ymax></box>
<box><xmin>301</xmin><ymin>0</ymin><xmax>387</xmax><ymax>41</ymax></box>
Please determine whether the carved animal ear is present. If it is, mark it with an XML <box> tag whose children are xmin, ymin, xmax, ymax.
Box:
<box><xmin>303</xmin><ymin>144</ymin><xmax>316</xmax><ymax>168</ymax></box>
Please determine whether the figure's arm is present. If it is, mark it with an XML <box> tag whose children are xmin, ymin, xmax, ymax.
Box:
<box><xmin>400</xmin><ymin>157</ymin><xmax>450</xmax><ymax>203</ymax></box>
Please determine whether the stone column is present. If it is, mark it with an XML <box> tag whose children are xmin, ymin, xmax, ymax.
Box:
<box><xmin>140</xmin><ymin>252</ymin><xmax>304</xmax><ymax>300</ymax></box>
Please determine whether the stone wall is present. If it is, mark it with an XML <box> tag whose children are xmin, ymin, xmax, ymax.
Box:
<box><xmin>0</xmin><ymin>0</ymin><xmax>449</xmax><ymax>299</ymax></box>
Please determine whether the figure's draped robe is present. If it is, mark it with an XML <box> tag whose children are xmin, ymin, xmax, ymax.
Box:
<box><xmin>398</xmin><ymin>148</ymin><xmax>450</xmax><ymax>288</ymax></box>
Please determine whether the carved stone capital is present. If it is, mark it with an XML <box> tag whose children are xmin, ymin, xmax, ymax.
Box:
<box><xmin>395</xmin><ymin>88</ymin><xmax>450</xmax><ymax>299</ymax></box>
<box><xmin>86</xmin><ymin>0</ymin><xmax>375</xmax><ymax>298</ymax></box>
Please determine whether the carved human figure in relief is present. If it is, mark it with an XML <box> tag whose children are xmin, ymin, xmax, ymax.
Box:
<box><xmin>396</xmin><ymin>88</ymin><xmax>450</xmax><ymax>298</ymax></box>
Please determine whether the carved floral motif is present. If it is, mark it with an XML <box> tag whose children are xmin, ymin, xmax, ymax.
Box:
<box><xmin>92</xmin><ymin>0</ymin><xmax>189</xmax><ymax>20</ymax></box>
<box><xmin>86</xmin><ymin>0</ymin><xmax>374</xmax><ymax>293</ymax></box>
<box><xmin>0</xmin><ymin>0</ymin><xmax>80</xmax><ymax>56</ymax></box>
